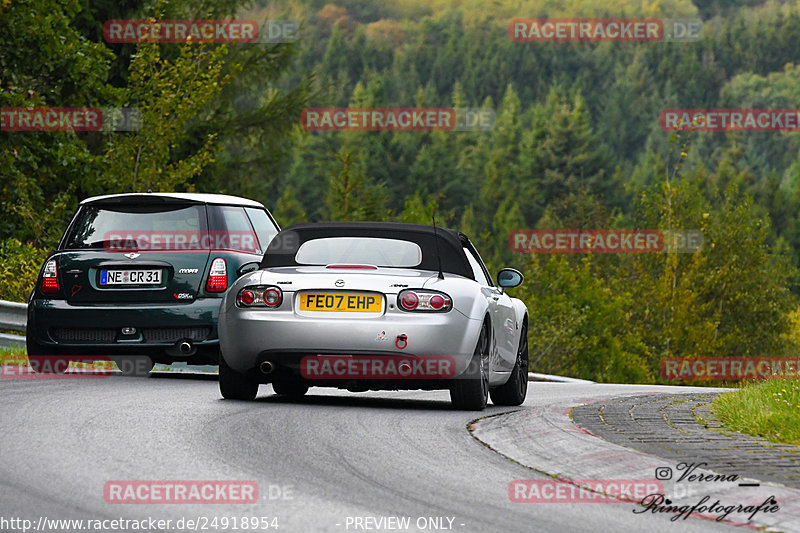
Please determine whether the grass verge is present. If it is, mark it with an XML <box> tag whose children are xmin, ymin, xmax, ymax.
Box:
<box><xmin>0</xmin><ymin>346</ymin><xmax>28</xmax><ymax>366</ymax></box>
<box><xmin>711</xmin><ymin>380</ymin><xmax>800</xmax><ymax>446</ymax></box>
<box><xmin>0</xmin><ymin>349</ymin><xmax>203</xmax><ymax>372</ymax></box>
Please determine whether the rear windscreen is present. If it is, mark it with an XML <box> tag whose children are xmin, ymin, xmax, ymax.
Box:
<box><xmin>63</xmin><ymin>204</ymin><xmax>207</xmax><ymax>250</ymax></box>
<box><xmin>294</xmin><ymin>237</ymin><xmax>422</xmax><ymax>267</ymax></box>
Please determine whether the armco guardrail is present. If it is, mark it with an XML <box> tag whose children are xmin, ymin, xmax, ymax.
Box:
<box><xmin>0</xmin><ymin>333</ymin><xmax>25</xmax><ymax>348</ymax></box>
<box><xmin>0</xmin><ymin>300</ymin><xmax>27</xmax><ymax>333</ymax></box>
<box><xmin>528</xmin><ymin>372</ymin><xmax>595</xmax><ymax>384</ymax></box>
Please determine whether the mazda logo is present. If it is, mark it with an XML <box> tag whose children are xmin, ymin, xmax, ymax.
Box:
<box><xmin>335</xmin><ymin>279</ymin><xmax>345</xmax><ymax>287</ymax></box>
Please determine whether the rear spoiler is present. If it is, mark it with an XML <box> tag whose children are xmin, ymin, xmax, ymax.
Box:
<box><xmin>82</xmin><ymin>194</ymin><xmax>203</xmax><ymax>206</ymax></box>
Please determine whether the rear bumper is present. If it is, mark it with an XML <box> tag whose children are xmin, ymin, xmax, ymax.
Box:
<box><xmin>28</xmin><ymin>298</ymin><xmax>222</xmax><ymax>350</ymax></box>
<box><xmin>219</xmin><ymin>303</ymin><xmax>482</xmax><ymax>377</ymax></box>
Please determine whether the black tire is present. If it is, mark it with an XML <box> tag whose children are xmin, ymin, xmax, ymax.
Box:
<box><xmin>272</xmin><ymin>379</ymin><xmax>309</xmax><ymax>397</ymax></box>
<box><xmin>26</xmin><ymin>332</ymin><xmax>68</xmax><ymax>374</ymax></box>
<box><xmin>113</xmin><ymin>356</ymin><xmax>154</xmax><ymax>377</ymax></box>
<box><xmin>490</xmin><ymin>321</ymin><xmax>528</xmax><ymax>406</ymax></box>
<box><xmin>219</xmin><ymin>353</ymin><xmax>258</xmax><ymax>400</ymax></box>
<box><xmin>450</xmin><ymin>320</ymin><xmax>490</xmax><ymax>411</ymax></box>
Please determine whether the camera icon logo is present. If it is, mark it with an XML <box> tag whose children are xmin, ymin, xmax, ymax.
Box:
<box><xmin>655</xmin><ymin>467</ymin><xmax>673</xmax><ymax>480</ymax></box>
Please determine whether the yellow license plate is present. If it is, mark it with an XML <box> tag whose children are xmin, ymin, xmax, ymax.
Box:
<box><xmin>299</xmin><ymin>292</ymin><xmax>382</xmax><ymax>312</ymax></box>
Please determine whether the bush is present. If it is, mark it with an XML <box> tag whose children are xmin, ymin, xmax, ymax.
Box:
<box><xmin>517</xmin><ymin>255</ymin><xmax>653</xmax><ymax>383</ymax></box>
<box><xmin>0</xmin><ymin>239</ymin><xmax>48</xmax><ymax>303</ymax></box>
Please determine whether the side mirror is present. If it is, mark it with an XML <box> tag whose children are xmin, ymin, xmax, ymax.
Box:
<box><xmin>497</xmin><ymin>268</ymin><xmax>523</xmax><ymax>289</ymax></box>
<box><xmin>237</xmin><ymin>262</ymin><xmax>260</xmax><ymax>277</ymax></box>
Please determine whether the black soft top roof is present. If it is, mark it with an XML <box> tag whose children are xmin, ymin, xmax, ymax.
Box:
<box><xmin>260</xmin><ymin>222</ymin><xmax>474</xmax><ymax>279</ymax></box>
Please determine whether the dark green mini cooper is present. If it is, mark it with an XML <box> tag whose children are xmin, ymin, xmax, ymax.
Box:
<box><xmin>27</xmin><ymin>192</ymin><xmax>279</xmax><ymax>375</ymax></box>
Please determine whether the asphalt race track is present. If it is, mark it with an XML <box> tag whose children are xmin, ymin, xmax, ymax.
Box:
<box><xmin>0</xmin><ymin>374</ymin><xmax>757</xmax><ymax>532</ymax></box>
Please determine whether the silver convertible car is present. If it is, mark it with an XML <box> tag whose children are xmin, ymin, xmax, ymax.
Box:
<box><xmin>217</xmin><ymin>222</ymin><xmax>528</xmax><ymax>410</ymax></box>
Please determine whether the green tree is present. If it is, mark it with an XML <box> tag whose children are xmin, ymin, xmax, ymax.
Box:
<box><xmin>478</xmin><ymin>84</ymin><xmax>521</xmax><ymax>225</ymax></box>
<box><xmin>0</xmin><ymin>239</ymin><xmax>50</xmax><ymax>302</ymax></box>
<box><xmin>273</xmin><ymin>187</ymin><xmax>308</xmax><ymax>227</ymax></box>
<box><xmin>102</xmin><ymin>42</ymin><xmax>229</xmax><ymax>192</ymax></box>
<box><xmin>325</xmin><ymin>146</ymin><xmax>389</xmax><ymax>221</ymax></box>
<box><xmin>0</xmin><ymin>0</ymin><xmax>113</xmax><ymax>247</ymax></box>
<box><xmin>516</xmin><ymin>254</ymin><xmax>652</xmax><ymax>383</ymax></box>
<box><xmin>630</xmin><ymin>172</ymin><xmax>797</xmax><ymax>366</ymax></box>
<box><xmin>397</xmin><ymin>192</ymin><xmax>438</xmax><ymax>225</ymax></box>
<box><xmin>517</xmin><ymin>86</ymin><xmax>616</xmax><ymax>226</ymax></box>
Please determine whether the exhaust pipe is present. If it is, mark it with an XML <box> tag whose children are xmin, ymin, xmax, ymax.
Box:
<box><xmin>259</xmin><ymin>361</ymin><xmax>275</xmax><ymax>375</ymax></box>
<box><xmin>167</xmin><ymin>339</ymin><xmax>196</xmax><ymax>357</ymax></box>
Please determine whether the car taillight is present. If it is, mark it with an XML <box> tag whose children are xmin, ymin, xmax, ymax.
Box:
<box><xmin>397</xmin><ymin>289</ymin><xmax>452</xmax><ymax>312</ymax></box>
<box><xmin>41</xmin><ymin>259</ymin><xmax>59</xmax><ymax>294</ymax></box>
<box><xmin>400</xmin><ymin>291</ymin><xmax>419</xmax><ymax>310</ymax></box>
<box><xmin>236</xmin><ymin>286</ymin><xmax>283</xmax><ymax>308</ymax></box>
<box><xmin>263</xmin><ymin>288</ymin><xmax>281</xmax><ymax>307</ymax></box>
<box><xmin>206</xmin><ymin>258</ymin><xmax>227</xmax><ymax>292</ymax></box>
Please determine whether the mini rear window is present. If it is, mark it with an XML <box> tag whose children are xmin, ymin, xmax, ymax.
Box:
<box><xmin>295</xmin><ymin>237</ymin><xmax>422</xmax><ymax>267</ymax></box>
<box><xmin>245</xmin><ymin>208</ymin><xmax>279</xmax><ymax>253</ymax></box>
<box><xmin>63</xmin><ymin>204</ymin><xmax>206</xmax><ymax>249</ymax></box>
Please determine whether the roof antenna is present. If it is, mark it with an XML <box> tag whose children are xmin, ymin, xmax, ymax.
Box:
<box><xmin>432</xmin><ymin>214</ymin><xmax>445</xmax><ymax>280</ymax></box>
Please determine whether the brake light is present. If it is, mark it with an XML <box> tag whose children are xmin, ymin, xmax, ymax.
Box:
<box><xmin>41</xmin><ymin>259</ymin><xmax>59</xmax><ymax>294</ymax></box>
<box><xmin>236</xmin><ymin>286</ymin><xmax>283</xmax><ymax>308</ymax></box>
<box><xmin>397</xmin><ymin>289</ymin><xmax>452</xmax><ymax>312</ymax></box>
<box><xmin>400</xmin><ymin>291</ymin><xmax>419</xmax><ymax>310</ymax></box>
<box><xmin>429</xmin><ymin>295</ymin><xmax>445</xmax><ymax>310</ymax></box>
<box><xmin>206</xmin><ymin>258</ymin><xmax>227</xmax><ymax>292</ymax></box>
<box><xmin>326</xmin><ymin>264</ymin><xmax>378</xmax><ymax>270</ymax></box>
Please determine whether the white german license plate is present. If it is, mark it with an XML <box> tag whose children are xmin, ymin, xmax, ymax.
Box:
<box><xmin>100</xmin><ymin>269</ymin><xmax>162</xmax><ymax>285</ymax></box>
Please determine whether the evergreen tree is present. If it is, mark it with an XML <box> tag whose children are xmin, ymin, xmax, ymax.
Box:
<box><xmin>518</xmin><ymin>86</ymin><xmax>616</xmax><ymax>226</ymax></box>
<box><xmin>273</xmin><ymin>187</ymin><xmax>308</xmax><ymax>227</ymax></box>
<box><xmin>325</xmin><ymin>146</ymin><xmax>389</xmax><ymax>222</ymax></box>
